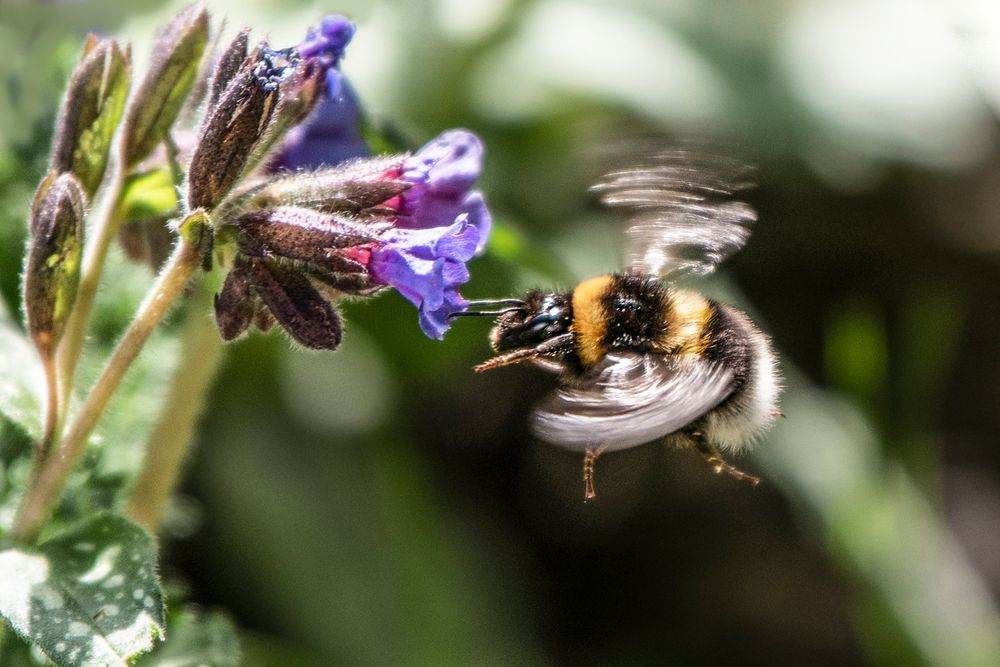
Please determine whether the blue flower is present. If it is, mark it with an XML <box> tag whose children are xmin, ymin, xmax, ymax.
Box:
<box><xmin>361</xmin><ymin>130</ymin><xmax>491</xmax><ymax>338</ymax></box>
<box><xmin>273</xmin><ymin>79</ymin><xmax>369</xmax><ymax>170</ymax></box>
<box><xmin>272</xmin><ymin>16</ymin><xmax>368</xmax><ymax>171</ymax></box>
<box><xmin>298</xmin><ymin>15</ymin><xmax>355</xmax><ymax>98</ymax></box>
<box><xmin>393</xmin><ymin>130</ymin><xmax>492</xmax><ymax>254</ymax></box>
<box><xmin>269</xmin><ymin>125</ymin><xmax>493</xmax><ymax>339</ymax></box>
<box><xmin>369</xmin><ymin>216</ymin><xmax>480</xmax><ymax>339</ymax></box>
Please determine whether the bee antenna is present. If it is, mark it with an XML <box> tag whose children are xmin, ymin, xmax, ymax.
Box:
<box><xmin>449</xmin><ymin>298</ymin><xmax>529</xmax><ymax>320</ymax></box>
<box><xmin>464</xmin><ymin>299</ymin><xmax>528</xmax><ymax>308</ymax></box>
<box><xmin>448</xmin><ymin>306</ymin><xmax>525</xmax><ymax>320</ymax></box>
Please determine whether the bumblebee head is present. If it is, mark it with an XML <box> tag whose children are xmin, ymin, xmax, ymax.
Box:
<box><xmin>489</xmin><ymin>291</ymin><xmax>571</xmax><ymax>352</ymax></box>
<box><xmin>450</xmin><ymin>292</ymin><xmax>574</xmax><ymax>372</ymax></box>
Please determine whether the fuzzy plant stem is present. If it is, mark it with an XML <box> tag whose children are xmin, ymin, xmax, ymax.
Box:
<box><xmin>126</xmin><ymin>281</ymin><xmax>223</xmax><ymax>532</ymax></box>
<box><xmin>11</xmin><ymin>235</ymin><xmax>202</xmax><ymax>543</ymax></box>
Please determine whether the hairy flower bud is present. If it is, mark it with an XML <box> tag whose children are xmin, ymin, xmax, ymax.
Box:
<box><xmin>122</xmin><ymin>4</ymin><xmax>209</xmax><ymax>167</ymax></box>
<box><xmin>207</xmin><ymin>30</ymin><xmax>250</xmax><ymax>110</ymax></box>
<box><xmin>234</xmin><ymin>207</ymin><xmax>384</xmax><ymax>268</ymax></box>
<box><xmin>250</xmin><ymin>258</ymin><xmax>342</xmax><ymax>350</ymax></box>
<box><xmin>186</xmin><ymin>47</ymin><xmax>284</xmax><ymax>210</ymax></box>
<box><xmin>24</xmin><ymin>172</ymin><xmax>86</xmax><ymax>360</ymax></box>
<box><xmin>235</xmin><ymin>156</ymin><xmax>410</xmax><ymax>215</ymax></box>
<box><xmin>50</xmin><ymin>37</ymin><xmax>130</xmax><ymax>197</ymax></box>
<box><xmin>214</xmin><ymin>256</ymin><xmax>256</xmax><ymax>341</ymax></box>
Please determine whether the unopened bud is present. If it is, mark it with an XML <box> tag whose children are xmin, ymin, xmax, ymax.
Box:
<box><xmin>214</xmin><ymin>256</ymin><xmax>255</xmax><ymax>340</ymax></box>
<box><xmin>250</xmin><ymin>258</ymin><xmax>342</xmax><ymax>350</ymax></box>
<box><xmin>24</xmin><ymin>172</ymin><xmax>86</xmax><ymax>360</ymax></box>
<box><xmin>238</xmin><ymin>156</ymin><xmax>410</xmax><ymax>215</ymax></box>
<box><xmin>207</xmin><ymin>29</ymin><xmax>250</xmax><ymax>109</ymax></box>
<box><xmin>238</xmin><ymin>62</ymin><xmax>323</xmax><ymax>176</ymax></box>
<box><xmin>50</xmin><ymin>37</ymin><xmax>130</xmax><ymax>197</ymax></box>
<box><xmin>234</xmin><ymin>207</ymin><xmax>382</xmax><ymax>270</ymax></box>
<box><xmin>186</xmin><ymin>49</ymin><xmax>280</xmax><ymax>210</ymax></box>
<box><xmin>123</xmin><ymin>4</ymin><xmax>209</xmax><ymax>167</ymax></box>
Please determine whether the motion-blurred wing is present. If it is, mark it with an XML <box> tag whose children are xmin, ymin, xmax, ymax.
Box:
<box><xmin>530</xmin><ymin>352</ymin><xmax>734</xmax><ymax>451</ymax></box>
<box><xmin>592</xmin><ymin>146</ymin><xmax>757</xmax><ymax>278</ymax></box>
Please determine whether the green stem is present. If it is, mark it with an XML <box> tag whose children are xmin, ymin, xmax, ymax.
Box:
<box><xmin>39</xmin><ymin>352</ymin><xmax>59</xmax><ymax>462</ymax></box>
<box><xmin>22</xmin><ymin>352</ymin><xmax>61</xmax><ymax>519</ymax></box>
<box><xmin>126</xmin><ymin>281</ymin><xmax>223</xmax><ymax>532</ymax></box>
<box><xmin>57</xmin><ymin>157</ymin><xmax>126</xmax><ymax>416</ymax></box>
<box><xmin>11</xmin><ymin>236</ymin><xmax>202</xmax><ymax>543</ymax></box>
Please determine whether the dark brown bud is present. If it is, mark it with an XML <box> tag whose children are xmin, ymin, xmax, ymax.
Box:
<box><xmin>236</xmin><ymin>156</ymin><xmax>410</xmax><ymax>215</ymax></box>
<box><xmin>233</xmin><ymin>207</ymin><xmax>383</xmax><ymax>271</ymax></box>
<box><xmin>50</xmin><ymin>37</ymin><xmax>130</xmax><ymax>197</ymax></box>
<box><xmin>237</xmin><ymin>65</ymin><xmax>322</xmax><ymax>176</ymax></box>
<box><xmin>186</xmin><ymin>52</ymin><xmax>278</xmax><ymax>210</ymax></box>
<box><xmin>250</xmin><ymin>258</ymin><xmax>342</xmax><ymax>350</ymax></box>
<box><xmin>24</xmin><ymin>172</ymin><xmax>86</xmax><ymax>360</ymax></box>
<box><xmin>309</xmin><ymin>269</ymin><xmax>380</xmax><ymax>298</ymax></box>
<box><xmin>214</xmin><ymin>256</ymin><xmax>255</xmax><ymax>340</ymax></box>
<box><xmin>117</xmin><ymin>217</ymin><xmax>175</xmax><ymax>270</ymax></box>
<box><xmin>207</xmin><ymin>30</ymin><xmax>250</xmax><ymax>109</ymax></box>
<box><xmin>122</xmin><ymin>4</ymin><xmax>209</xmax><ymax>167</ymax></box>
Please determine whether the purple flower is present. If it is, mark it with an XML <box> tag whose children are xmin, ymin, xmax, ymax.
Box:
<box><xmin>260</xmin><ymin>127</ymin><xmax>493</xmax><ymax>340</ymax></box>
<box><xmin>298</xmin><ymin>15</ymin><xmax>355</xmax><ymax>98</ymax></box>
<box><xmin>369</xmin><ymin>216</ymin><xmax>480</xmax><ymax>339</ymax></box>
<box><xmin>272</xmin><ymin>16</ymin><xmax>368</xmax><ymax>171</ymax></box>
<box><xmin>273</xmin><ymin>79</ymin><xmax>369</xmax><ymax>170</ymax></box>
<box><xmin>393</xmin><ymin>130</ymin><xmax>492</xmax><ymax>253</ymax></box>
<box><xmin>359</xmin><ymin>130</ymin><xmax>491</xmax><ymax>337</ymax></box>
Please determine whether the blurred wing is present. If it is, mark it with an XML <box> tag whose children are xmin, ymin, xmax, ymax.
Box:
<box><xmin>592</xmin><ymin>145</ymin><xmax>757</xmax><ymax>278</ymax></box>
<box><xmin>530</xmin><ymin>352</ymin><xmax>734</xmax><ymax>451</ymax></box>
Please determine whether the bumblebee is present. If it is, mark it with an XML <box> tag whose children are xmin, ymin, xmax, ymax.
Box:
<box><xmin>456</xmin><ymin>148</ymin><xmax>781</xmax><ymax>498</ymax></box>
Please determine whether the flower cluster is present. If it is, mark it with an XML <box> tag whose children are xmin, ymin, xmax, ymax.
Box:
<box><xmin>203</xmin><ymin>15</ymin><xmax>491</xmax><ymax>348</ymax></box>
<box><xmin>215</xmin><ymin>128</ymin><xmax>490</xmax><ymax>347</ymax></box>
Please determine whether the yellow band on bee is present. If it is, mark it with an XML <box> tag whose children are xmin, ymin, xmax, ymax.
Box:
<box><xmin>571</xmin><ymin>275</ymin><xmax>613</xmax><ymax>367</ymax></box>
<box><xmin>661</xmin><ymin>289</ymin><xmax>712</xmax><ymax>355</ymax></box>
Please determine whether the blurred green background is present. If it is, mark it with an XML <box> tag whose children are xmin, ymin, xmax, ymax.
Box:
<box><xmin>3</xmin><ymin>0</ymin><xmax>1000</xmax><ymax>664</ymax></box>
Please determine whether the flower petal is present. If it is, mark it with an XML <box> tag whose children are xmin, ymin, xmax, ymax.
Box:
<box><xmin>419</xmin><ymin>289</ymin><xmax>467</xmax><ymax>340</ymax></box>
<box><xmin>368</xmin><ymin>220</ymin><xmax>479</xmax><ymax>338</ymax></box>
<box><xmin>396</xmin><ymin>129</ymin><xmax>489</xmax><ymax>232</ymax></box>
<box><xmin>461</xmin><ymin>192</ymin><xmax>491</xmax><ymax>255</ymax></box>
<box><xmin>273</xmin><ymin>79</ymin><xmax>369</xmax><ymax>170</ymax></box>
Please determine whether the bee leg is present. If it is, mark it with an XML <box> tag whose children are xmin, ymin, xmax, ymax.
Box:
<box><xmin>474</xmin><ymin>333</ymin><xmax>575</xmax><ymax>373</ymax></box>
<box><xmin>583</xmin><ymin>445</ymin><xmax>607</xmax><ymax>501</ymax></box>
<box><xmin>689</xmin><ymin>431</ymin><xmax>760</xmax><ymax>486</ymax></box>
<box><xmin>474</xmin><ymin>348</ymin><xmax>541</xmax><ymax>373</ymax></box>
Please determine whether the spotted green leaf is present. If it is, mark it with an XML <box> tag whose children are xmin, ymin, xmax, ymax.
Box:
<box><xmin>0</xmin><ymin>512</ymin><xmax>165</xmax><ymax>666</ymax></box>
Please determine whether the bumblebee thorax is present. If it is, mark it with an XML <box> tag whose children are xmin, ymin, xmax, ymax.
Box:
<box><xmin>570</xmin><ymin>273</ymin><xmax>671</xmax><ymax>367</ymax></box>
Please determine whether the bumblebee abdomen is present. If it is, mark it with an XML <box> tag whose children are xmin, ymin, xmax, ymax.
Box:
<box><xmin>698</xmin><ymin>303</ymin><xmax>782</xmax><ymax>452</ymax></box>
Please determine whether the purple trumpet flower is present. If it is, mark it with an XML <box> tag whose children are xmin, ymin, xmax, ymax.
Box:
<box><xmin>369</xmin><ymin>216</ymin><xmax>480</xmax><ymax>340</ymax></box>
<box><xmin>366</xmin><ymin>130</ymin><xmax>491</xmax><ymax>337</ymax></box>
<box><xmin>298</xmin><ymin>14</ymin><xmax>355</xmax><ymax>98</ymax></box>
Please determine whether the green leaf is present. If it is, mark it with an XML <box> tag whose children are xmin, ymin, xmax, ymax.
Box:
<box><xmin>121</xmin><ymin>169</ymin><xmax>179</xmax><ymax>224</ymax></box>
<box><xmin>0</xmin><ymin>301</ymin><xmax>46</xmax><ymax>440</ymax></box>
<box><xmin>136</xmin><ymin>607</ymin><xmax>240</xmax><ymax>666</ymax></box>
<box><xmin>0</xmin><ymin>512</ymin><xmax>165</xmax><ymax>666</ymax></box>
